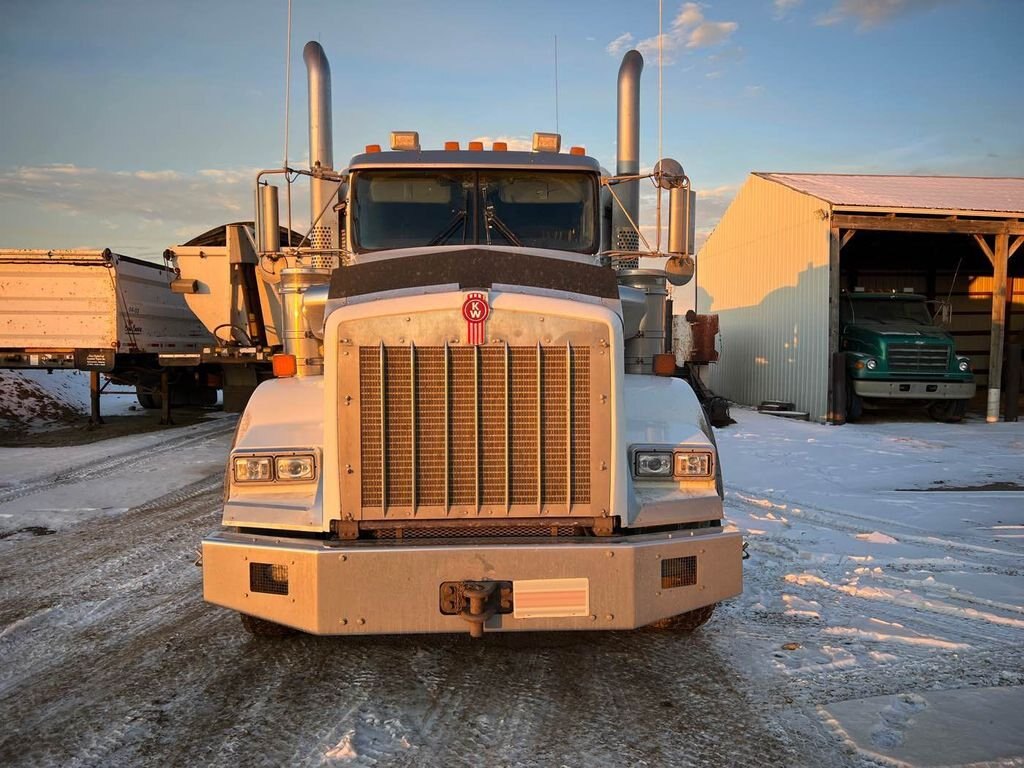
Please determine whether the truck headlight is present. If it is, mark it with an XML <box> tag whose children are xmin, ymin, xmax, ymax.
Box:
<box><xmin>865</xmin><ymin>358</ymin><xmax>878</xmax><ymax>370</ymax></box>
<box><xmin>233</xmin><ymin>456</ymin><xmax>273</xmax><ymax>482</ymax></box>
<box><xmin>635</xmin><ymin>451</ymin><xmax>673</xmax><ymax>477</ymax></box>
<box><xmin>675</xmin><ymin>451</ymin><xmax>713</xmax><ymax>478</ymax></box>
<box><xmin>633</xmin><ymin>448</ymin><xmax>715</xmax><ymax>479</ymax></box>
<box><xmin>275</xmin><ymin>455</ymin><xmax>316</xmax><ymax>481</ymax></box>
<box><xmin>958</xmin><ymin>357</ymin><xmax>970</xmax><ymax>372</ymax></box>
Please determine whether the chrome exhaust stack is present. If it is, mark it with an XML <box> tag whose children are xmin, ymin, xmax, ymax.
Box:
<box><xmin>303</xmin><ymin>41</ymin><xmax>338</xmax><ymax>252</ymax></box>
<box><xmin>613</xmin><ymin>50</ymin><xmax>643</xmax><ymax>254</ymax></box>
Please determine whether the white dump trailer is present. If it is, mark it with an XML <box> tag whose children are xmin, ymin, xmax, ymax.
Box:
<box><xmin>0</xmin><ymin>248</ymin><xmax>215</xmax><ymax>415</ymax></box>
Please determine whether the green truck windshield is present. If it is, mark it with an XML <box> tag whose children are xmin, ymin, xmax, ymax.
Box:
<box><xmin>843</xmin><ymin>297</ymin><xmax>934</xmax><ymax>327</ymax></box>
<box><xmin>351</xmin><ymin>170</ymin><xmax>597</xmax><ymax>253</ymax></box>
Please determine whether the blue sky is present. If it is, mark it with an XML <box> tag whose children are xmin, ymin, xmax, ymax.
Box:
<box><xmin>1</xmin><ymin>0</ymin><xmax>1021</xmax><ymax>258</ymax></box>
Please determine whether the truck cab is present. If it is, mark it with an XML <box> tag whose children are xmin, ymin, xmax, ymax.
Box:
<box><xmin>841</xmin><ymin>291</ymin><xmax>975</xmax><ymax>421</ymax></box>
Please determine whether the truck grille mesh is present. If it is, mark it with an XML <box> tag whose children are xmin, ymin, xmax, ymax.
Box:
<box><xmin>368</xmin><ymin>524</ymin><xmax>582</xmax><ymax>540</ymax></box>
<box><xmin>359</xmin><ymin>344</ymin><xmax>590</xmax><ymax>514</ymax></box>
<box><xmin>887</xmin><ymin>344</ymin><xmax>949</xmax><ymax>372</ymax></box>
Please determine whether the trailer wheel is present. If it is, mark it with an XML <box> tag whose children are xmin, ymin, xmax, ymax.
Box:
<box><xmin>136</xmin><ymin>385</ymin><xmax>158</xmax><ymax>410</ymax></box>
<box><xmin>647</xmin><ymin>603</ymin><xmax>716</xmax><ymax>632</ymax></box>
<box><xmin>240</xmin><ymin>613</ymin><xmax>296</xmax><ymax>638</ymax></box>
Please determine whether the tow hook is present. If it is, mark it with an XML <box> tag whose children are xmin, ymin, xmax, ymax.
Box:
<box><xmin>461</xmin><ymin>581</ymin><xmax>497</xmax><ymax>638</ymax></box>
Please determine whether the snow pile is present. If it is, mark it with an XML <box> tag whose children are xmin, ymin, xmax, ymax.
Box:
<box><xmin>0</xmin><ymin>369</ymin><xmax>139</xmax><ymax>431</ymax></box>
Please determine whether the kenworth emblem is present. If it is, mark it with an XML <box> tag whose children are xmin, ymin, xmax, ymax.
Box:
<box><xmin>462</xmin><ymin>292</ymin><xmax>490</xmax><ymax>345</ymax></box>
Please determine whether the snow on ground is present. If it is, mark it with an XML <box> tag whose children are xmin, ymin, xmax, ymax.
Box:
<box><xmin>0</xmin><ymin>369</ymin><xmax>140</xmax><ymax>430</ymax></box>
<box><xmin>0</xmin><ymin>400</ymin><xmax>1021</xmax><ymax>766</ymax></box>
<box><xmin>718</xmin><ymin>407</ymin><xmax>1024</xmax><ymax>766</ymax></box>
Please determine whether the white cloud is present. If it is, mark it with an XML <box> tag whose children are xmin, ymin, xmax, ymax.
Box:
<box><xmin>469</xmin><ymin>135</ymin><xmax>533</xmax><ymax>152</ymax></box>
<box><xmin>606</xmin><ymin>32</ymin><xmax>634</xmax><ymax>56</ymax></box>
<box><xmin>817</xmin><ymin>0</ymin><xmax>957</xmax><ymax>27</ymax></box>
<box><xmin>609</xmin><ymin>3</ymin><xmax>738</xmax><ymax>64</ymax></box>
<box><xmin>0</xmin><ymin>163</ymin><xmax>294</xmax><ymax>257</ymax></box>
<box><xmin>773</xmin><ymin>0</ymin><xmax>802</xmax><ymax>18</ymax></box>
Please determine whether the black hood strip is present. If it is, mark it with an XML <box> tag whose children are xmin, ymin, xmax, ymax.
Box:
<box><xmin>328</xmin><ymin>249</ymin><xmax>619</xmax><ymax>300</ymax></box>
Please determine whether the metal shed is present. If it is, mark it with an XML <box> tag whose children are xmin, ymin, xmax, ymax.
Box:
<box><xmin>696</xmin><ymin>173</ymin><xmax>1024</xmax><ymax>422</ymax></box>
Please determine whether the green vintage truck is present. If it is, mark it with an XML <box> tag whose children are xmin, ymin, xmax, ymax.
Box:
<box><xmin>841</xmin><ymin>291</ymin><xmax>975</xmax><ymax>422</ymax></box>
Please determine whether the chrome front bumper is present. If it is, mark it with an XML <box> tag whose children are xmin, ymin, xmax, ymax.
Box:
<box><xmin>853</xmin><ymin>380</ymin><xmax>975</xmax><ymax>400</ymax></box>
<box><xmin>202</xmin><ymin>528</ymin><xmax>743</xmax><ymax>635</ymax></box>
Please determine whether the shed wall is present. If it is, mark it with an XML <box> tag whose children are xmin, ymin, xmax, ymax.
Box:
<box><xmin>697</xmin><ymin>175</ymin><xmax>833</xmax><ymax>419</ymax></box>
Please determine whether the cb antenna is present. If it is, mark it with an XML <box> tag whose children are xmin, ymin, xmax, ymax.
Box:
<box><xmin>554</xmin><ymin>35</ymin><xmax>560</xmax><ymax>134</ymax></box>
<box><xmin>283</xmin><ymin>0</ymin><xmax>294</xmax><ymax>246</ymax></box>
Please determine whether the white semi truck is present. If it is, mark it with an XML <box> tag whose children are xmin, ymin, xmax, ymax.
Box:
<box><xmin>197</xmin><ymin>42</ymin><xmax>742</xmax><ymax>637</ymax></box>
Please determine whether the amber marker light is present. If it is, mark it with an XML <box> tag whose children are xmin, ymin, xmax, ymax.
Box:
<box><xmin>468</xmin><ymin>141</ymin><xmax>484</xmax><ymax>151</ymax></box>
<box><xmin>570</xmin><ymin>146</ymin><xmax>586</xmax><ymax>156</ymax></box>
<box><xmin>492</xmin><ymin>141</ymin><xmax>508</xmax><ymax>151</ymax></box>
<box><xmin>364</xmin><ymin>144</ymin><xmax>382</xmax><ymax>153</ymax></box>
<box><xmin>444</xmin><ymin>141</ymin><xmax>460</xmax><ymax>151</ymax></box>
<box><xmin>272</xmin><ymin>354</ymin><xmax>297</xmax><ymax>378</ymax></box>
<box><xmin>653</xmin><ymin>353</ymin><xmax>676</xmax><ymax>376</ymax></box>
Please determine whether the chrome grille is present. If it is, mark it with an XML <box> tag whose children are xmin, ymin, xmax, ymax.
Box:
<box><xmin>359</xmin><ymin>344</ymin><xmax>591</xmax><ymax>515</ymax></box>
<box><xmin>887</xmin><ymin>344</ymin><xmax>949</xmax><ymax>372</ymax></box>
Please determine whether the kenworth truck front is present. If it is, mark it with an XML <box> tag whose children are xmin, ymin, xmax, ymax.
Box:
<box><xmin>201</xmin><ymin>42</ymin><xmax>742</xmax><ymax>637</ymax></box>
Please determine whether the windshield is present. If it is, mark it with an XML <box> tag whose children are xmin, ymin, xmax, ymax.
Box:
<box><xmin>842</xmin><ymin>296</ymin><xmax>934</xmax><ymax>327</ymax></box>
<box><xmin>352</xmin><ymin>169</ymin><xmax>597</xmax><ymax>253</ymax></box>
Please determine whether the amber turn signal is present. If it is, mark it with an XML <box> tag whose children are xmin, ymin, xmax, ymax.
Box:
<box><xmin>653</xmin><ymin>353</ymin><xmax>676</xmax><ymax>376</ymax></box>
<box><xmin>272</xmin><ymin>354</ymin><xmax>297</xmax><ymax>378</ymax></box>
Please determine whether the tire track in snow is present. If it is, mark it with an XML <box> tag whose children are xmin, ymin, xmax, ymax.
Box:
<box><xmin>0</xmin><ymin>417</ymin><xmax>235</xmax><ymax>506</ymax></box>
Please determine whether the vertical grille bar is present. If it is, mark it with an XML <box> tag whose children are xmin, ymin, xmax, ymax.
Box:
<box><xmin>443</xmin><ymin>342</ymin><xmax>450</xmax><ymax>514</ymax></box>
<box><xmin>473</xmin><ymin>344</ymin><xmax>480</xmax><ymax>512</ymax></box>
<box><xmin>536</xmin><ymin>342</ymin><xmax>542</xmax><ymax>514</ymax></box>
<box><xmin>504</xmin><ymin>341</ymin><xmax>510</xmax><ymax>513</ymax></box>
<box><xmin>379</xmin><ymin>341</ymin><xmax>387</xmax><ymax>514</ymax></box>
<box><xmin>409</xmin><ymin>343</ymin><xmax>417</xmax><ymax>513</ymax></box>
<box><xmin>566</xmin><ymin>342</ymin><xmax>572</xmax><ymax>513</ymax></box>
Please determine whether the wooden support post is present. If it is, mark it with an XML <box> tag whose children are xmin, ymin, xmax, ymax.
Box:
<box><xmin>159</xmin><ymin>370</ymin><xmax>174</xmax><ymax>426</ymax></box>
<box><xmin>88</xmin><ymin>370</ymin><xmax>104</xmax><ymax>427</ymax></box>
<box><xmin>986</xmin><ymin>233</ymin><xmax>1009</xmax><ymax>422</ymax></box>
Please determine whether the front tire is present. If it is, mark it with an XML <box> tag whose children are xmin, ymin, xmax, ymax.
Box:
<box><xmin>647</xmin><ymin>603</ymin><xmax>717</xmax><ymax>632</ymax></box>
<box><xmin>846</xmin><ymin>382</ymin><xmax>864</xmax><ymax>422</ymax></box>
<box><xmin>240</xmin><ymin>613</ymin><xmax>296</xmax><ymax>638</ymax></box>
<box><xmin>928</xmin><ymin>398</ymin><xmax>967</xmax><ymax>423</ymax></box>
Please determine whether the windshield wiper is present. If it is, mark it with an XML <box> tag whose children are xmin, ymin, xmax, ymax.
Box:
<box><xmin>428</xmin><ymin>210</ymin><xmax>467</xmax><ymax>246</ymax></box>
<box><xmin>483</xmin><ymin>203</ymin><xmax>523</xmax><ymax>247</ymax></box>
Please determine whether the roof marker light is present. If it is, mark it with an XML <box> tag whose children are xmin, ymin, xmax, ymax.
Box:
<box><xmin>492</xmin><ymin>141</ymin><xmax>508</xmax><ymax>151</ymax></box>
<box><xmin>444</xmin><ymin>141</ymin><xmax>460</xmax><ymax>151</ymax></box>
<box><xmin>468</xmin><ymin>141</ymin><xmax>484</xmax><ymax>151</ymax></box>
<box><xmin>570</xmin><ymin>146</ymin><xmax>586</xmax><ymax>156</ymax></box>
<box><xmin>365</xmin><ymin>144</ymin><xmax>382</xmax><ymax>153</ymax></box>
<box><xmin>390</xmin><ymin>131</ymin><xmax>420</xmax><ymax>151</ymax></box>
<box><xmin>532</xmin><ymin>132</ymin><xmax>561</xmax><ymax>153</ymax></box>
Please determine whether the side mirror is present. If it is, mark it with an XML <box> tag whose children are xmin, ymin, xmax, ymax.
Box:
<box><xmin>668</xmin><ymin>186</ymin><xmax>696</xmax><ymax>257</ymax></box>
<box><xmin>665</xmin><ymin>254</ymin><xmax>695</xmax><ymax>286</ymax></box>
